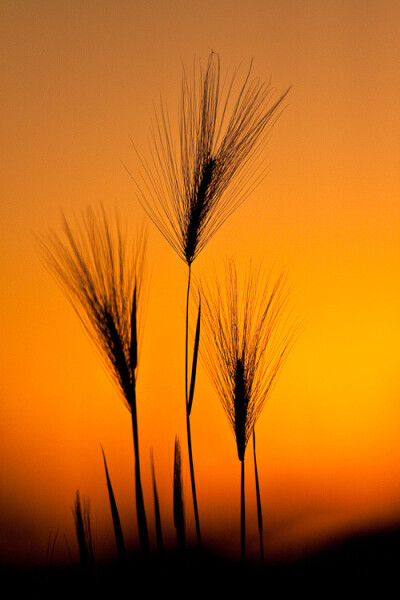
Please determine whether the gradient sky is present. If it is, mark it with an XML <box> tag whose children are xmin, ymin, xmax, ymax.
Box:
<box><xmin>1</xmin><ymin>0</ymin><xmax>400</xmax><ymax>566</ymax></box>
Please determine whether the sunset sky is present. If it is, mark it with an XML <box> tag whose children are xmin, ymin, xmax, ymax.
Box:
<box><xmin>1</xmin><ymin>0</ymin><xmax>400</xmax><ymax>566</ymax></box>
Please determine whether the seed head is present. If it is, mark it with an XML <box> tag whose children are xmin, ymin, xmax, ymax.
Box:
<box><xmin>200</xmin><ymin>260</ymin><xmax>295</xmax><ymax>461</ymax></box>
<box><xmin>131</xmin><ymin>53</ymin><xmax>290</xmax><ymax>265</ymax></box>
<box><xmin>37</xmin><ymin>204</ymin><xmax>147</xmax><ymax>412</ymax></box>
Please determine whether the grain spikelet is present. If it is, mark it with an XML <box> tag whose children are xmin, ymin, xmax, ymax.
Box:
<box><xmin>200</xmin><ymin>260</ymin><xmax>295</xmax><ymax>461</ymax></box>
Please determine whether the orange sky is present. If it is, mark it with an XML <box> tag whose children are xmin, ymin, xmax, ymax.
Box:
<box><xmin>1</xmin><ymin>0</ymin><xmax>400</xmax><ymax>566</ymax></box>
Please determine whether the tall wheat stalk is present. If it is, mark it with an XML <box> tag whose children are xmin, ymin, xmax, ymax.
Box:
<box><xmin>200</xmin><ymin>260</ymin><xmax>295</xmax><ymax>563</ymax></box>
<box><xmin>37</xmin><ymin>205</ymin><xmax>150</xmax><ymax>556</ymax></box>
<box><xmin>129</xmin><ymin>52</ymin><xmax>290</xmax><ymax>549</ymax></box>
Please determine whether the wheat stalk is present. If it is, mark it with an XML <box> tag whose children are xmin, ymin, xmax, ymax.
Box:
<box><xmin>37</xmin><ymin>204</ymin><xmax>150</xmax><ymax>556</ymax></box>
<box><xmin>200</xmin><ymin>259</ymin><xmax>296</xmax><ymax>563</ymax></box>
<box><xmin>128</xmin><ymin>53</ymin><xmax>290</xmax><ymax>550</ymax></box>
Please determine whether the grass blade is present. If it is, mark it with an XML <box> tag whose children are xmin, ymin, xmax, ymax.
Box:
<box><xmin>151</xmin><ymin>449</ymin><xmax>164</xmax><ymax>558</ymax></box>
<box><xmin>101</xmin><ymin>445</ymin><xmax>126</xmax><ymax>563</ymax></box>
<box><xmin>46</xmin><ymin>528</ymin><xmax>59</xmax><ymax>568</ymax></box>
<box><xmin>173</xmin><ymin>436</ymin><xmax>186</xmax><ymax>557</ymax></box>
<box><xmin>187</xmin><ymin>297</ymin><xmax>201</xmax><ymax>416</ymax></box>
<box><xmin>72</xmin><ymin>491</ymin><xmax>93</xmax><ymax>571</ymax></box>
<box><xmin>253</xmin><ymin>429</ymin><xmax>264</xmax><ymax>565</ymax></box>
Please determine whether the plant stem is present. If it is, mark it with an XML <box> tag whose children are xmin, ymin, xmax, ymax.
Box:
<box><xmin>185</xmin><ymin>264</ymin><xmax>202</xmax><ymax>549</ymax></box>
<box><xmin>185</xmin><ymin>264</ymin><xmax>191</xmax><ymax>408</ymax></box>
<box><xmin>253</xmin><ymin>429</ymin><xmax>264</xmax><ymax>566</ymax></box>
<box><xmin>241</xmin><ymin>458</ymin><xmax>245</xmax><ymax>565</ymax></box>
<box><xmin>130</xmin><ymin>382</ymin><xmax>149</xmax><ymax>556</ymax></box>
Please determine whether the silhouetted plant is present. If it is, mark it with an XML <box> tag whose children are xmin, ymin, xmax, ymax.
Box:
<box><xmin>72</xmin><ymin>491</ymin><xmax>93</xmax><ymax>570</ymax></box>
<box><xmin>101</xmin><ymin>445</ymin><xmax>126</xmax><ymax>562</ymax></box>
<box><xmin>199</xmin><ymin>260</ymin><xmax>295</xmax><ymax>563</ymax></box>
<box><xmin>173</xmin><ymin>436</ymin><xmax>186</xmax><ymax>558</ymax></box>
<box><xmin>46</xmin><ymin>528</ymin><xmax>59</xmax><ymax>568</ymax></box>
<box><xmin>252</xmin><ymin>428</ymin><xmax>264</xmax><ymax>565</ymax></box>
<box><xmin>130</xmin><ymin>52</ymin><xmax>290</xmax><ymax>549</ymax></box>
<box><xmin>37</xmin><ymin>205</ymin><xmax>150</xmax><ymax>556</ymax></box>
<box><xmin>151</xmin><ymin>449</ymin><xmax>164</xmax><ymax>558</ymax></box>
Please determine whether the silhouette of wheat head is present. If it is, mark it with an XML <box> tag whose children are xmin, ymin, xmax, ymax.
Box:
<box><xmin>200</xmin><ymin>260</ymin><xmax>295</xmax><ymax>461</ymax></box>
<box><xmin>37</xmin><ymin>204</ymin><xmax>147</xmax><ymax>412</ymax></box>
<box><xmin>132</xmin><ymin>52</ymin><xmax>290</xmax><ymax>266</ymax></box>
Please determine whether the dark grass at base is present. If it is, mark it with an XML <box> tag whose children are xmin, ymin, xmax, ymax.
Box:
<box><xmin>2</xmin><ymin>524</ymin><xmax>400</xmax><ymax>597</ymax></box>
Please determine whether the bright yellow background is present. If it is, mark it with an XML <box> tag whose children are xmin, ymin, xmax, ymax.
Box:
<box><xmin>1</xmin><ymin>0</ymin><xmax>400</xmax><ymax>565</ymax></box>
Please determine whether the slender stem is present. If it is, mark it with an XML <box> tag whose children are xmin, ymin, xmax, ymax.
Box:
<box><xmin>241</xmin><ymin>458</ymin><xmax>245</xmax><ymax>565</ymax></box>
<box><xmin>186</xmin><ymin>411</ymin><xmax>201</xmax><ymax>548</ymax></box>
<box><xmin>253</xmin><ymin>429</ymin><xmax>264</xmax><ymax>566</ymax></box>
<box><xmin>130</xmin><ymin>382</ymin><xmax>149</xmax><ymax>556</ymax></box>
<box><xmin>185</xmin><ymin>264</ymin><xmax>202</xmax><ymax>549</ymax></box>
<box><xmin>185</xmin><ymin>264</ymin><xmax>192</xmax><ymax>407</ymax></box>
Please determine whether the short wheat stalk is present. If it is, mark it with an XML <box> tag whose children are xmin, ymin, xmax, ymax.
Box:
<box><xmin>200</xmin><ymin>260</ymin><xmax>296</xmax><ymax>563</ymax></box>
<box><xmin>37</xmin><ymin>205</ymin><xmax>149</xmax><ymax>556</ymax></box>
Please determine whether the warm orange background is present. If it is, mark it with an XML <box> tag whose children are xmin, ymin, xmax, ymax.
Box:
<box><xmin>1</xmin><ymin>0</ymin><xmax>400</xmax><ymax>566</ymax></box>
